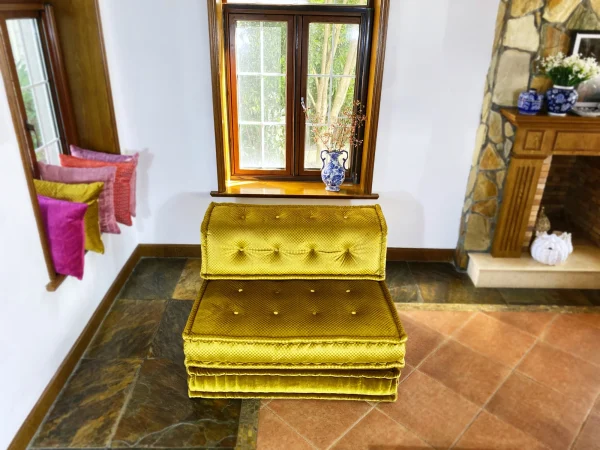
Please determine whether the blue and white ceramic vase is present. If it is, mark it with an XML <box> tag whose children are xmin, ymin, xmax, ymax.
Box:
<box><xmin>518</xmin><ymin>89</ymin><xmax>543</xmax><ymax>115</ymax></box>
<box><xmin>320</xmin><ymin>150</ymin><xmax>348</xmax><ymax>192</ymax></box>
<box><xmin>546</xmin><ymin>85</ymin><xmax>578</xmax><ymax>116</ymax></box>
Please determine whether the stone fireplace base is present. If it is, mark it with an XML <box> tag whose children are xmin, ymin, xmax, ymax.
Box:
<box><xmin>468</xmin><ymin>241</ymin><xmax>600</xmax><ymax>289</ymax></box>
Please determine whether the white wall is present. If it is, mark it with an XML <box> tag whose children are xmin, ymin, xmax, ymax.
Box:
<box><xmin>0</xmin><ymin>76</ymin><xmax>139</xmax><ymax>447</ymax></box>
<box><xmin>0</xmin><ymin>0</ymin><xmax>499</xmax><ymax>445</ymax></box>
<box><xmin>99</xmin><ymin>0</ymin><xmax>499</xmax><ymax>248</ymax></box>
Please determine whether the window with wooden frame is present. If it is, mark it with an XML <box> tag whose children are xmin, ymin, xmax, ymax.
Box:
<box><xmin>0</xmin><ymin>2</ymin><xmax>77</xmax><ymax>290</ymax></box>
<box><xmin>210</xmin><ymin>0</ymin><xmax>390</xmax><ymax>198</ymax></box>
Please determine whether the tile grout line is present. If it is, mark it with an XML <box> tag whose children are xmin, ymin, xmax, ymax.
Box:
<box><xmin>105</xmin><ymin>359</ymin><xmax>144</xmax><ymax>447</ymax></box>
<box><xmin>448</xmin><ymin>316</ymin><xmax>552</xmax><ymax>450</ymax></box>
<box><xmin>369</xmin><ymin>312</ymin><xmax>481</xmax><ymax>449</ymax></box>
<box><xmin>404</xmin><ymin>262</ymin><xmax>425</xmax><ymax>303</ymax></box>
<box><xmin>325</xmin><ymin>403</ymin><xmax>376</xmax><ymax>450</ymax></box>
<box><xmin>263</xmin><ymin>405</ymin><xmax>319</xmax><ymax>449</ymax></box>
<box><xmin>568</xmin><ymin>386</ymin><xmax>600</xmax><ymax>449</ymax></box>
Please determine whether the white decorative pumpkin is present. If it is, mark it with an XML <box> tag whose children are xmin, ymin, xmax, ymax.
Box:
<box><xmin>530</xmin><ymin>232</ymin><xmax>573</xmax><ymax>266</ymax></box>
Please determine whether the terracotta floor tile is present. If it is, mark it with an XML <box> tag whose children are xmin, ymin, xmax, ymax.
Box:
<box><xmin>257</xmin><ymin>407</ymin><xmax>314</xmax><ymax>450</ymax></box>
<box><xmin>454</xmin><ymin>410</ymin><xmax>548</xmax><ymax>450</ymax></box>
<box><xmin>543</xmin><ymin>314</ymin><xmax>600</xmax><ymax>366</ymax></box>
<box><xmin>400</xmin><ymin>310</ymin><xmax>474</xmax><ymax>336</ymax></box>
<box><xmin>378</xmin><ymin>370</ymin><xmax>479</xmax><ymax>449</ymax></box>
<box><xmin>517</xmin><ymin>342</ymin><xmax>600</xmax><ymax>410</ymax></box>
<box><xmin>331</xmin><ymin>408</ymin><xmax>432</xmax><ymax>449</ymax></box>
<box><xmin>420</xmin><ymin>340</ymin><xmax>511</xmax><ymax>406</ymax></box>
<box><xmin>400</xmin><ymin>364</ymin><xmax>415</xmax><ymax>384</ymax></box>
<box><xmin>570</xmin><ymin>313</ymin><xmax>600</xmax><ymax>330</ymax></box>
<box><xmin>573</xmin><ymin>413</ymin><xmax>600</xmax><ymax>450</ymax></box>
<box><xmin>486</xmin><ymin>372</ymin><xmax>588</xmax><ymax>450</ymax></box>
<box><xmin>485</xmin><ymin>311</ymin><xmax>556</xmax><ymax>337</ymax></box>
<box><xmin>454</xmin><ymin>313</ymin><xmax>536</xmax><ymax>367</ymax></box>
<box><xmin>268</xmin><ymin>399</ymin><xmax>371</xmax><ymax>449</ymax></box>
<box><xmin>398</xmin><ymin>315</ymin><xmax>446</xmax><ymax>367</ymax></box>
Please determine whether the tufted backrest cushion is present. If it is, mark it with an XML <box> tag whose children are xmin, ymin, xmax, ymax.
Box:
<box><xmin>201</xmin><ymin>203</ymin><xmax>387</xmax><ymax>280</ymax></box>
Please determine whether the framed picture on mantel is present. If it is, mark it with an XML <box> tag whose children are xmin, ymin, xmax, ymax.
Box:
<box><xmin>571</xmin><ymin>31</ymin><xmax>600</xmax><ymax>104</ymax></box>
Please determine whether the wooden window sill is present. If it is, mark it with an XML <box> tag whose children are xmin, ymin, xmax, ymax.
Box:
<box><xmin>46</xmin><ymin>274</ymin><xmax>67</xmax><ymax>292</ymax></box>
<box><xmin>211</xmin><ymin>180</ymin><xmax>379</xmax><ymax>199</ymax></box>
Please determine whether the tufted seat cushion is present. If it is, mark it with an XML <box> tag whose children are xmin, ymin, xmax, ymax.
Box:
<box><xmin>183</xmin><ymin>279</ymin><xmax>406</xmax><ymax>400</ymax></box>
<box><xmin>183</xmin><ymin>279</ymin><xmax>406</xmax><ymax>369</ymax></box>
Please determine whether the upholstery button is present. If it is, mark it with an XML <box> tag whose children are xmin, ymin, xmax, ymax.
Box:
<box><xmin>351</xmin><ymin>311</ymin><xmax>357</xmax><ymax>315</ymax></box>
<box><xmin>275</xmin><ymin>215</ymin><xmax>280</xmax><ymax>219</ymax></box>
<box><xmin>346</xmin><ymin>289</ymin><xmax>351</xmax><ymax>293</ymax></box>
<box><xmin>273</xmin><ymin>311</ymin><xmax>279</xmax><ymax>315</ymax></box>
<box><xmin>312</xmin><ymin>311</ymin><xmax>317</xmax><ymax>316</ymax></box>
<box><xmin>344</xmin><ymin>216</ymin><xmax>348</xmax><ymax>219</ymax></box>
<box><xmin>238</xmin><ymin>288</ymin><xmax>243</xmax><ymax>292</ymax></box>
<box><xmin>240</xmin><ymin>215</ymin><xmax>245</xmax><ymax>219</ymax></box>
<box><xmin>234</xmin><ymin>311</ymin><xmax>239</xmax><ymax>315</ymax></box>
<box><xmin>275</xmin><ymin>291</ymin><xmax>280</xmax><ymax>294</ymax></box>
<box><xmin>310</xmin><ymin>289</ymin><xmax>315</xmax><ymax>293</ymax></box>
<box><xmin>274</xmin><ymin>249</ymin><xmax>279</xmax><ymax>253</ymax></box>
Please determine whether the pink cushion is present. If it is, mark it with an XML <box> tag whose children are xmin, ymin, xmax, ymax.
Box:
<box><xmin>37</xmin><ymin>195</ymin><xmax>88</xmax><ymax>280</ymax></box>
<box><xmin>38</xmin><ymin>162</ymin><xmax>120</xmax><ymax>234</ymax></box>
<box><xmin>70</xmin><ymin>145</ymin><xmax>138</xmax><ymax>217</ymax></box>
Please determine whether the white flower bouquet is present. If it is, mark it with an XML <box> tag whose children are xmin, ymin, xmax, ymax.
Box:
<box><xmin>540</xmin><ymin>52</ymin><xmax>600</xmax><ymax>87</ymax></box>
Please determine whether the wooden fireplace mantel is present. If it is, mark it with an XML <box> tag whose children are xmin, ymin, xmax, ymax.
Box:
<box><xmin>491</xmin><ymin>108</ymin><xmax>600</xmax><ymax>258</ymax></box>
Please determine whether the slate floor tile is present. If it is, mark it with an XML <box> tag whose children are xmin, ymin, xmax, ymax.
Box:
<box><xmin>118</xmin><ymin>258</ymin><xmax>187</xmax><ymax>300</ymax></box>
<box><xmin>386</xmin><ymin>261</ymin><xmax>422</xmax><ymax>303</ymax></box>
<box><xmin>111</xmin><ymin>358</ymin><xmax>241</xmax><ymax>448</ymax></box>
<box><xmin>499</xmin><ymin>288</ymin><xmax>592</xmax><ymax>306</ymax></box>
<box><xmin>409</xmin><ymin>262</ymin><xmax>506</xmax><ymax>304</ymax></box>
<box><xmin>148</xmin><ymin>300</ymin><xmax>193</xmax><ymax>364</ymax></box>
<box><xmin>172</xmin><ymin>259</ymin><xmax>202</xmax><ymax>301</ymax></box>
<box><xmin>32</xmin><ymin>359</ymin><xmax>140</xmax><ymax>448</ymax></box>
<box><xmin>86</xmin><ymin>299</ymin><xmax>166</xmax><ymax>359</ymax></box>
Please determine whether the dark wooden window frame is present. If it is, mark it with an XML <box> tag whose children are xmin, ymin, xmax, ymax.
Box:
<box><xmin>209</xmin><ymin>0</ymin><xmax>390</xmax><ymax>198</ymax></box>
<box><xmin>225</xmin><ymin>5</ymin><xmax>372</xmax><ymax>182</ymax></box>
<box><xmin>0</xmin><ymin>2</ymin><xmax>77</xmax><ymax>290</ymax></box>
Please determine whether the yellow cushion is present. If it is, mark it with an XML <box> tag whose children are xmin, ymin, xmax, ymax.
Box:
<box><xmin>183</xmin><ymin>279</ymin><xmax>406</xmax><ymax>369</ymax></box>
<box><xmin>187</xmin><ymin>367</ymin><xmax>400</xmax><ymax>401</ymax></box>
<box><xmin>34</xmin><ymin>179</ymin><xmax>105</xmax><ymax>254</ymax></box>
<box><xmin>200</xmin><ymin>203</ymin><xmax>387</xmax><ymax>280</ymax></box>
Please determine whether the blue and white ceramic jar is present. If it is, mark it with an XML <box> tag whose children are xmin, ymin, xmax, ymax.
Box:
<box><xmin>320</xmin><ymin>150</ymin><xmax>348</xmax><ymax>192</ymax></box>
<box><xmin>518</xmin><ymin>89</ymin><xmax>543</xmax><ymax>115</ymax></box>
<box><xmin>546</xmin><ymin>85</ymin><xmax>578</xmax><ymax>116</ymax></box>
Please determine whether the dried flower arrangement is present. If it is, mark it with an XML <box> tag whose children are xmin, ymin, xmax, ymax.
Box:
<box><xmin>301</xmin><ymin>98</ymin><xmax>367</xmax><ymax>153</ymax></box>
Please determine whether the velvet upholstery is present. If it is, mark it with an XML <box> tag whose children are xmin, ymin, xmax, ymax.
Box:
<box><xmin>34</xmin><ymin>179</ymin><xmax>105</xmax><ymax>254</ymax></box>
<box><xmin>38</xmin><ymin>162</ymin><xmax>120</xmax><ymax>234</ymax></box>
<box><xmin>184</xmin><ymin>203</ymin><xmax>406</xmax><ymax>401</ymax></box>
<box><xmin>37</xmin><ymin>195</ymin><xmax>87</xmax><ymax>279</ymax></box>
<box><xmin>201</xmin><ymin>203</ymin><xmax>387</xmax><ymax>280</ymax></box>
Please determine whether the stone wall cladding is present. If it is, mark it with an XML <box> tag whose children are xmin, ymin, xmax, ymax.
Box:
<box><xmin>455</xmin><ymin>0</ymin><xmax>600</xmax><ymax>269</ymax></box>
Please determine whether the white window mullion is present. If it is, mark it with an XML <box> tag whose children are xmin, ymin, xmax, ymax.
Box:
<box><xmin>260</xmin><ymin>22</ymin><xmax>265</xmax><ymax>168</ymax></box>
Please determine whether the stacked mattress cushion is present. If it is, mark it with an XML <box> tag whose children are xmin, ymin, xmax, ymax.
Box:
<box><xmin>183</xmin><ymin>203</ymin><xmax>407</xmax><ymax>401</ymax></box>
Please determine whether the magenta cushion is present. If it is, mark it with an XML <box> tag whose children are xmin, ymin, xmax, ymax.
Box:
<box><xmin>38</xmin><ymin>162</ymin><xmax>120</xmax><ymax>234</ymax></box>
<box><xmin>70</xmin><ymin>145</ymin><xmax>138</xmax><ymax>217</ymax></box>
<box><xmin>37</xmin><ymin>195</ymin><xmax>88</xmax><ymax>280</ymax></box>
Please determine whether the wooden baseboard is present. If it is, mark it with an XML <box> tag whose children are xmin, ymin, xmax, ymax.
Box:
<box><xmin>137</xmin><ymin>244</ymin><xmax>201</xmax><ymax>258</ymax></box>
<box><xmin>386</xmin><ymin>248</ymin><xmax>454</xmax><ymax>262</ymax></box>
<box><xmin>136</xmin><ymin>245</ymin><xmax>453</xmax><ymax>263</ymax></box>
<box><xmin>8</xmin><ymin>243</ymin><xmax>451</xmax><ymax>449</ymax></box>
<box><xmin>8</xmin><ymin>245</ymin><xmax>143</xmax><ymax>450</ymax></box>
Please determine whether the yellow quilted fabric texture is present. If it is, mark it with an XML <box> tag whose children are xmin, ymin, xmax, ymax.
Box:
<box><xmin>184</xmin><ymin>203</ymin><xmax>406</xmax><ymax>401</ymax></box>
<box><xmin>183</xmin><ymin>279</ymin><xmax>406</xmax><ymax>369</ymax></box>
<box><xmin>187</xmin><ymin>367</ymin><xmax>400</xmax><ymax>400</ymax></box>
<box><xmin>200</xmin><ymin>203</ymin><xmax>387</xmax><ymax>280</ymax></box>
<box><xmin>34</xmin><ymin>179</ymin><xmax>105</xmax><ymax>254</ymax></box>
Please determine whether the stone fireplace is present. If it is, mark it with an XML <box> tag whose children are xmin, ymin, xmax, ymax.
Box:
<box><xmin>455</xmin><ymin>0</ymin><xmax>600</xmax><ymax>268</ymax></box>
